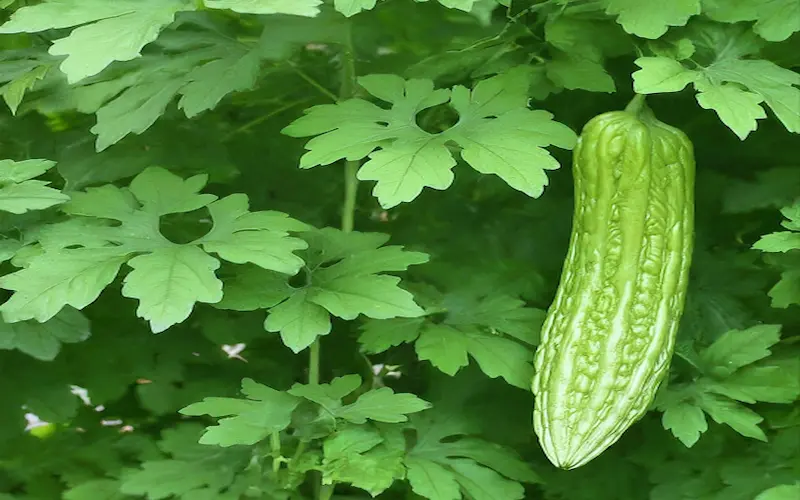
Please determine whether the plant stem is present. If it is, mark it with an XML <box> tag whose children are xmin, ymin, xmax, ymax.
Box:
<box><xmin>289</xmin><ymin>62</ymin><xmax>339</xmax><ymax>102</ymax></box>
<box><xmin>305</xmin><ymin>24</ymin><xmax>360</xmax><ymax>388</ymax></box>
<box><xmin>222</xmin><ymin>98</ymin><xmax>310</xmax><ymax>142</ymax></box>
<box><xmin>339</xmin><ymin>24</ymin><xmax>359</xmax><ymax>235</ymax></box>
<box><xmin>624</xmin><ymin>93</ymin><xmax>647</xmax><ymax>116</ymax></box>
<box><xmin>307</xmin><ymin>22</ymin><xmax>360</xmax><ymax>500</ymax></box>
<box><xmin>270</xmin><ymin>432</ymin><xmax>282</xmax><ymax>474</ymax></box>
<box><xmin>341</xmin><ymin>161</ymin><xmax>358</xmax><ymax>233</ymax></box>
<box><xmin>338</xmin><ymin>31</ymin><xmax>356</xmax><ymax>101</ymax></box>
<box><xmin>308</xmin><ymin>340</ymin><xmax>321</xmax><ymax>385</ymax></box>
<box><xmin>319</xmin><ymin>484</ymin><xmax>335</xmax><ymax>500</ymax></box>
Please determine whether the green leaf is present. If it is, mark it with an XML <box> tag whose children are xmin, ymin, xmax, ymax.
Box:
<box><xmin>63</xmin><ymin>479</ymin><xmax>126</xmax><ymax>500</ymax></box>
<box><xmin>755</xmin><ymin>483</ymin><xmax>800</xmax><ymax>500</ymax></box>
<box><xmin>0</xmin><ymin>240</ymin><xmax>22</xmax><ymax>264</ymax></box>
<box><xmin>0</xmin><ymin>307</ymin><xmax>90</xmax><ymax>361</ymax></box>
<box><xmin>769</xmin><ymin>269</ymin><xmax>800</xmax><ymax>308</ymax></box>
<box><xmin>449</xmin><ymin>458</ymin><xmax>526</xmax><ymax>500</ymax></box>
<box><xmin>122</xmin><ymin>459</ymin><xmax>237</xmax><ymax>499</ymax></box>
<box><xmin>703</xmin><ymin>0</ymin><xmax>800</xmax><ymax>42</ymax></box>
<box><xmin>283</xmin><ymin>68</ymin><xmax>576</xmax><ymax>208</ymax></box>
<box><xmin>178</xmin><ymin>49</ymin><xmax>262</xmax><ymax>118</ymax></box>
<box><xmin>445</xmin><ymin>69</ymin><xmax>578</xmax><ymax>199</ymax></box>
<box><xmin>215</xmin><ymin>266</ymin><xmax>293</xmax><ymax>311</ymax></box>
<box><xmin>199</xmin><ymin>194</ymin><xmax>309</xmax><ymax>274</ymax></box>
<box><xmin>633</xmin><ymin>25</ymin><xmax>800</xmax><ymax>139</ymax></box>
<box><xmin>91</xmin><ymin>78</ymin><xmax>187</xmax><ymax>152</ymax></box>
<box><xmin>356</xmin><ymin>138</ymin><xmax>457</xmax><ymax>206</ymax></box>
<box><xmin>601</xmin><ymin>0</ymin><xmax>701</xmax><ymax>38</ymax></box>
<box><xmin>406</xmin><ymin>412</ymin><xmax>537</xmax><ymax>500</ymax></box>
<box><xmin>704</xmin><ymin>58</ymin><xmax>800</xmax><ymax>136</ymax></box>
<box><xmin>700</xmin><ymin>325</ymin><xmax>782</xmax><ymax>376</ymax></box>
<box><xmin>755</xmin><ymin>203</ymin><xmax>800</xmax><ymax>308</ymax></box>
<box><xmin>180</xmin><ymin>378</ymin><xmax>301</xmax><ymax>446</ymax></box>
<box><xmin>0</xmin><ymin>247</ymin><xmax>130</xmax><ymax>323</ymax></box>
<box><xmin>1</xmin><ymin>64</ymin><xmax>49</xmax><ymax>114</ymax></box>
<box><xmin>0</xmin><ymin>0</ymin><xmax>189</xmax><ymax>83</ymax></box>
<box><xmin>647</xmin><ymin>37</ymin><xmax>697</xmax><ymax>61</ymax></box>
<box><xmin>334</xmin><ymin>0</ymin><xmax>378</xmax><ymax>17</ymax></box>
<box><xmin>753</xmin><ymin>201</ymin><xmax>800</xmax><ymax>252</ymax></box>
<box><xmin>204</xmin><ymin>0</ymin><xmax>322</xmax><ymax>16</ymax></box>
<box><xmin>67</xmin><ymin>28</ymin><xmax>271</xmax><ymax>150</ymax></box>
<box><xmin>434</xmin><ymin>0</ymin><xmax>480</xmax><ymax>11</ymax></box>
<box><xmin>438</xmin><ymin>438</ymin><xmax>541</xmax><ymax>483</ymax></box>
<box><xmin>705</xmin><ymin>362</ymin><xmax>800</xmax><ymax>404</ymax></box>
<box><xmin>264</xmin><ymin>291</ymin><xmax>332</xmax><ymax>353</ymax></box>
<box><xmin>0</xmin><ymin>158</ymin><xmax>57</xmax><ymax>183</ymax></box>
<box><xmin>416</xmin><ymin>325</ymin><xmax>533</xmax><ymax>389</ymax></box>
<box><xmin>696</xmin><ymin>81</ymin><xmax>768</xmax><ymax>140</ymax></box>
<box><xmin>753</xmin><ymin>232</ymin><xmax>800</xmax><ymax>253</ymax></box>
<box><xmin>416</xmin><ymin>324</ymin><xmax>470</xmax><ymax>376</ymax></box>
<box><xmin>288</xmin><ymin>374</ymin><xmax>362</xmax><ymax>410</ymax></box>
<box><xmin>545</xmin><ymin>55</ymin><xmax>615</xmax><ymax>93</ymax></box>
<box><xmin>336</xmin><ymin>387</ymin><xmax>431</xmax><ymax>423</ymax></box>
<box><xmin>0</xmin><ymin>181</ymin><xmax>68</xmax><ymax>214</ymax></box>
<box><xmin>406</xmin><ymin>457</ymin><xmax>462</xmax><ymax>500</ymax></box>
<box><xmin>121</xmin><ymin>246</ymin><xmax>224</xmax><ymax>333</ymax></box>
<box><xmin>311</xmin><ymin>274</ymin><xmax>425</xmax><ymax>320</ymax></box>
<box><xmin>695</xmin><ymin>392</ymin><xmax>767</xmax><ymax>441</ymax></box>
<box><xmin>461</xmin><ymin>330</ymin><xmax>534</xmax><ymax>388</ymax></box>
<box><xmin>264</xmin><ymin>228</ymin><xmax>427</xmax><ymax>352</ymax></box>
<box><xmin>445</xmin><ymin>294</ymin><xmax>545</xmax><ymax>345</ymax></box>
<box><xmin>632</xmin><ymin>56</ymin><xmax>698</xmax><ymax>93</ymax></box>
<box><xmin>358</xmin><ymin>317</ymin><xmax>425</xmax><ymax>354</ymax></box>
<box><xmin>0</xmin><ymin>167</ymin><xmax>306</xmax><ymax>331</ymax></box>
<box><xmin>0</xmin><ymin>159</ymin><xmax>69</xmax><ymax>214</ymax></box>
<box><xmin>544</xmin><ymin>14</ymin><xmax>632</xmax><ymax>63</ymax></box>
<box><xmin>321</xmin><ymin>425</ymin><xmax>406</xmax><ymax>496</ymax></box>
<box><xmin>661</xmin><ymin>400</ymin><xmax>708</xmax><ymax>447</ymax></box>
<box><xmin>360</xmin><ymin>276</ymin><xmax>541</xmax><ymax>388</ymax></box>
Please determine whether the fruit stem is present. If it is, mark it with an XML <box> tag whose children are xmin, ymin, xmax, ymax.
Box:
<box><xmin>624</xmin><ymin>94</ymin><xmax>647</xmax><ymax>116</ymax></box>
<box><xmin>625</xmin><ymin>93</ymin><xmax>658</xmax><ymax>124</ymax></box>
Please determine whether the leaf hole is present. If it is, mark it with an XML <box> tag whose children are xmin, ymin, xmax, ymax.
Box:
<box><xmin>288</xmin><ymin>267</ymin><xmax>311</xmax><ymax>289</ymax></box>
<box><xmin>415</xmin><ymin>103</ymin><xmax>459</xmax><ymax>134</ymax></box>
<box><xmin>158</xmin><ymin>208</ymin><xmax>213</xmax><ymax>244</ymax></box>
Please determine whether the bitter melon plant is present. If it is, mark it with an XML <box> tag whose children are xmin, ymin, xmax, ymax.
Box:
<box><xmin>1</xmin><ymin>2</ymin><xmax>799</xmax><ymax>500</ymax></box>
<box><xmin>532</xmin><ymin>95</ymin><xmax>696</xmax><ymax>469</ymax></box>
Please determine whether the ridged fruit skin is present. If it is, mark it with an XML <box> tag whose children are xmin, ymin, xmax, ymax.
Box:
<box><xmin>532</xmin><ymin>100</ymin><xmax>695</xmax><ymax>470</ymax></box>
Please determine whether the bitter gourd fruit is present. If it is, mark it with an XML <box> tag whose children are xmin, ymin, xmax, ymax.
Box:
<box><xmin>532</xmin><ymin>95</ymin><xmax>695</xmax><ymax>469</ymax></box>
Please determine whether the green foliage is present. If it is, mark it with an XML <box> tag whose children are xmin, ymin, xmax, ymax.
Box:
<box><xmin>657</xmin><ymin>324</ymin><xmax>799</xmax><ymax>446</ymax></box>
<box><xmin>0</xmin><ymin>0</ymin><xmax>798</xmax><ymax>499</ymax></box>
<box><xmin>0</xmin><ymin>166</ymin><xmax>308</xmax><ymax>331</ymax></box>
<box><xmin>283</xmin><ymin>68</ymin><xmax>577</xmax><ymax>208</ymax></box>
<box><xmin>633</xmin><ymin>22</ymin><xmax>800</xmax><ymax>139</ymax></box>
<box><xmin>0</xmin><ymin>158</ymin><xmax>69</xmax><ymax>213</ymax></box>
<box><xmin>359</xmin><ymin>276</ymin><xmax>544</xmax><ymax>389</ymax></box>
<box><xmin>753</xmin><ymin>200</ymin><xmax>800</xmax><ymax>308</ymax></box>
<box><xmin>217</xmin><ymin>228</ymin><xmax>428</xmax><ymax>352</ymax></box>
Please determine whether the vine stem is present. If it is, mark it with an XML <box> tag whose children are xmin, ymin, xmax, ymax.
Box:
<box><xmin>319</xmin><ymin>484</ymin><xmax>335</xmax><ymax>500</ymax></box>
<box><xmin>341</xmin><ymin>161</ymin><xmax>358</xmax><ymax>232</ymax></box>
<box><xmin>307</xmin><ymin>24</ymin><xmax>359</xmax><ymax>386</ymax></box>
<box><xmin>308</xmin><ymin>341</ymin><xmax>321</xmax><ymax>385</ymax></box>
<box><xmin>624</xmin><ymin>93</ymin><xmax>647</xmax><ymax>115</ymax></box>
<box><xmin>338</xmin><ymin>21</ymin><xmax>359</xmax><ymax>234</ymax></box>
<box><xmin>308</xmin><ymin>24</ymin><xmax>358</xmax><ymax>500</ymax></box>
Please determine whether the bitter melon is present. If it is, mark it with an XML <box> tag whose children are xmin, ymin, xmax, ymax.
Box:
<box><xmin>532</xmin><ymin>95</ymin><xmax>695</xmax><ymax>469</ymax></box>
